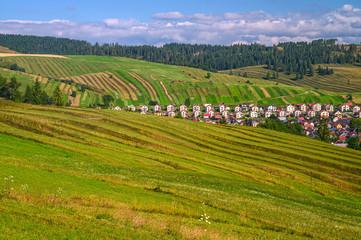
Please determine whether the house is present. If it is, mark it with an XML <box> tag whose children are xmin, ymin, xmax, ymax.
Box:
<box><xmin>222</xmin><ymin>111</ymin><xmax>230</xmax><ymax>119</ymax></box>
<box><xmin>203</xmin><ymin>113</ymin><xmax>211</xmax><ymax>119</ymax></box>
<box><xmin>235</xmin><ymin>111</ymin><xmax>244</xmax><ymax>119</ymax></box>
<box><xmin>241</xmin><ymin>103</ymin><xmax>251</xmax><ymax>111</ymax></box>
<box><xmin>181</xmin><ymin>110</ymin><xmax>188</xmax><ymax>118</ymax></box>
<box><xmin>193</xmin><ymin>110</ymin><xmax>202</xmax><ymax>118</ymax></box>
<box><xmin>267</xmin><ymin>104</ymin><xmax>277</xmax><ymax>112</ymax></box>
<box><xmin>323</xmin><ymin>104</ymin><xmax>334</xmax><ymax>112</ymax></box>
<box><xmin>179</xmin><ymin>104</ymin><xmax>188</xmax><ymax>112</ymax></box>
<box><xmin>250</xmin><ymin>105</ymin><xmax>259</xmax><ymax>112</ymax></box>
<box><xmin>218</xmin><ymin>103</ymin><xmax>226</xmax><ymax>112</ymax></box>
<box><xmin>167</xmin><ymin>111</ymin><xmax>175</xmax><ymax>117</ymax></box>
<box><xmin>193</xmin><ymin>104</ymin><xmax>201</xmax><ymax>112</ymax></box>
<box><xmin>309</xmin><ymin>103</ymin><xmax>321</xmax><ymax>111</ymax></box>
<box><xmin>113</xmin><ymin>106</ymin><xmax>122</xmax><ymax>111</ymax></box>
<box><xmin>297</xmin><ymin>103</ymin><xmax>307</xmax><ymax>112</ymax></box>
<box><xmin>234</xmin><ymin>105</ymin><xmax>242</xmax><ymax>112</ymax></box>
<box><xmin>153</xmin><ymin>104</ymin><xmax>161</xmax><ymax>112</ymax></box>
<box><xmin>214</xmin><ymin>115</ymin><xmax>222</xmax><ymax>120</ymax></box>
<box><xmin>167</xmin><ymin>104</ymin><xmax>175</xmax><ymax>112</ymax></box>
<box><xmin>352</xmin><ymin>105</ymin><xmax>360</xmax><ymax>113</ymax></box>
<box><xmin>332</xmin><ymin>111</ymin><xmax>342</xmax><ymax>117</ymax></box>
<box><xmin>208</xmin><ymin>110</ymin><xmax>215</xmax><ymax>118</ymax></box>
<box><xmin>252</xmin><ymin>120</ymin><xmax>260</xmax><ymax>127</ymax></box>
<box><xmin>128</xmin><ymin>105</ymin><xmax>136</xmax><ymax>112</ymax></box>
<box><xmin>264</xmin><ymin>111</ymin><xmax>272</xmax><ymax>118</ymax></box>
<box><xmin>278</xmin><ymin>110</ymin><xmax>287</xmax><ymax>117</ymax></box>
<box><xmin>285</xmin><ymin>104</ymin><xmax>295</xmax><ymax>113</ymax></box>
<box><xmin>97</xmin><ymin>107</ymin><xmax>102</xmax><ymax>110</ymax></box>
<box><xmin>140</xmin><ymin>105</ymin><xmax>148</xmax><ymax>113</ymax></box>
<box><xmin>249</xmin><ymin>111</ymin><xmax>258</xmax><ymax>118</ymax></box>
<box><xmin>307</xmin><ymin>110</ymin><xmax>316</xmax><ymax>118</ymax></box>
<box><xmin>339</xmin><ymin>103</ymin><xmax>350</xmax><ymax>112</ymax></box>
<box><xmin>293</xmin><ymin>110</ymin><xmax>302</xmax><ymax>117</ymax></box>
<box><xmin>319</xmin><ymin>110</ymin><xmax>329</xmax><ymax>118</ymax></box>
<box><xmin>206</xmin><ymin>104</ymin><xmax>214</xmax><ymax>113</ymax></box>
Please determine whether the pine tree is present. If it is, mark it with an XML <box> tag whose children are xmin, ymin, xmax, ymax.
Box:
<box><xmin>52</xmin><ymin>85</ymin><xmax>64</xmax><ymax>106</ymax></box>
<box><xmin>266</xmin><ymin>72</ymin><xmax>271</xmax><ymax>80</ymax></box>
<box><xmin>309</xmin><ymin>65</ymin><xmax>314</xmax><ymax>76</ymax></box>
<box><xmin>8</xmin><ymin>76</ymin><xmax>21</xmax><ymax>102</ymax></box>
<box><xmin>243</xmin><ymin>72</ymin><xmax>248</xmax><ymax>78</ymax></box>
<box><xmin>23</xmin><ymin>85</ymin><xmax>34</xmax><ymax>103</ymax></box>
<box><xmin>33</xmin><ymin>79</ymin><xmax>42</xmax><ymax>104</ymax></box>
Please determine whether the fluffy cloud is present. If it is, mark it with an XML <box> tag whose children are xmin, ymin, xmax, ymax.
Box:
<box><xmin>0</xmin><ymin>4</ymin><xmax>360</xmax><ymax>46</ymax></box>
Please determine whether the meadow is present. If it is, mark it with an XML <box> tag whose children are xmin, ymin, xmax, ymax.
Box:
<box><xmin>221</xmin><ymin>64</ymin><xmax>361</xmax><ymax>94</ymax></box>
<box><xmin>0</xmin><ymin>99</ymin><xmax>360</xmax><ymax>239</ymax></box>
<box><xmin>0</xmin><ymin>55</ymin><xmax>346</xmax><ymax>107</ymax></box>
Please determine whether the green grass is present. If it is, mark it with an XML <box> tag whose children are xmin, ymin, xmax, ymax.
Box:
<box><xmin>0</xmin><ymin>99</ymin><xmax>360</xmax><ymax>239</ymax></box>
<box><xmin>223</xmin><ymin>64</ymin><xmax>361</xmax><ymax>93</ymax></box>
<box><xmin>1</xmin><ymin>55</ymin><xmax>348</xmax><ymax>106</ymax></box>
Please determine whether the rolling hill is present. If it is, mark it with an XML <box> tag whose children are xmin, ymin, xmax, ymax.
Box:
<box><xmin>0</xmin><ymin>99</ymin><xmax>360</xmax><ymax>239</ymax></box>
<box><xmin>0</xmin><ymin>54</ymin><xmax>346</xmax><ymax>107</ymax></box>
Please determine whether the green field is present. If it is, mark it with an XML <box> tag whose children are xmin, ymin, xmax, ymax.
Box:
<box><xmin>222</xmin><ymin>64</ymin><xmax>361</xmax><ymax>94</ymax></box>
<box><xmin>0</xmin><ymin>99</ymin><xmax>360</xmax><ymax>239</ymax></box>
<box><xmin>0</xmin><ymin>55</ymin><xmax>347</xmax><ymax>106</ymax></box>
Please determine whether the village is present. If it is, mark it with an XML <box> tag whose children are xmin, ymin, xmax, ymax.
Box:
<box><xmin>110</xmin><ymin>102</ymin><xmax>361</xmax><ymax>147</ymax></box>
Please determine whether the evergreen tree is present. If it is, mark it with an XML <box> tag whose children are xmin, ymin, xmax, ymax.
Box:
<box><xmin>184</xmin><ymin>98</ymin><xmax>190</xmax><ymax>106</ymax></box>
<box><xmin>32</xmin><ymin>79</ymin><xmax>42</xmax><ymax>104</ymax></box>
<box><xmin>243</xmin><ymin>72</ymin><xmax>248</xmax><ymax>78</ymax></box>
<box><xmin>23</xmin><ymin>85</ymin><xmax>34</xmax><ymax>103</ymax></box>
<box><xmin>265</xmin><ymin>72</ymin><xmax>271</xmax><ymax>80</ymax></box>
<box><xmin>347</xmin><ymin>137</ymin><xmax>361</xmax><ymax>150</ymax></box>
<box><xmin>8</xmin><ymin>76</ymin><xmax>21</xmax><ymax>102</ymax></box>
<box><xmin>272</xmin><ymin>72</ymin><xmax>276</xmax><ymax>79</ymax></box>
<box><xmin>317</xmin><ymin>118</ymin><xmax>330</xmax><ymax>142</ymax></box>
<box><xmin>309</xmin><ymin>65</ymin><xmax>314</xmax><ymax>76</ymax></box>
<box><xmin>102</xmin><ymin>94</ymin><xmax>114</xmax><ymax>108</ymax></box>
<box><xmin>52</xmin><ymin>85</ymin><xmax>64</xmax><ymax>106</ymax></box>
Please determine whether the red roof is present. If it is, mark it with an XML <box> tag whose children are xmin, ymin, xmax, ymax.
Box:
<box><xmin>204</xmin><ymin>114</ymin><xmax>211</xmax><ymax>117</ymax></box>
<box><xmin>215</xmin><ymin>115</ymin><xmax>222</xmax><ymax>119</ymax></box>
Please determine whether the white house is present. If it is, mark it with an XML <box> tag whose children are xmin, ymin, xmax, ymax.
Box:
<box><xmin>352</xmin><ymin>105</ymin><xmax>360</xmax><ymax>113</ymax></box>
<box><xmin>339</xmin><ymin>103</ymin><xmax>350</xmax><ymax>112</ymax></box>
<box><xmin>297</xmin><ymin>103</ymin><xmax>307</xmax><ymax>112</ymax></box>
<box><xmin>168</xmin><ymin>111</ymin><xmax>176</xmax><ymax>117</ymax></box>
<box><xmin>278</xmin><ymin>110</ymin><xmax>287</xmax><ymax>117</ymax></box>
<box><xmin>193</xmin><ymin>110</ymin><xmax>202</xmax><ymax>118</ymax></box>
<box><xmin>235</xmin><ymin>111</ymin><xmax>244</xmax><ymax>119</ymax></box>
<box><xmin>307</xmin><ymin>110</ymin><xmax>316</xmax><ymax>117</ymax></box>
<box><xmin>267</xmin><ymin>105</ymin><xmax>277</xmax><ymax>112</ymax></box>
<box><xmin>167</xmin><ymin>104</ymin><xmax>175</xmax><ymax>112</ymax></box>
<box><xmin>249</xmin><ymin>111</ymin><xmax>258</xmax><ymax>118</ymax></box>
<box><xmin>250</xmin><ymin>105</ymin><xmax>259</xmax><ymax>112</ymax></box>
<box><xmin>264</xmin><ymin>111</ymin><xmax>272</xmax><ymax>118</ymax></box>
<box><xmin>208</xmin><ymin>110</ymin><xmax>215</xmax><ymax>118</ymax></box>
<box><xmin>181</xmin><ymin>110</ymin><xmax>188</xmax><ymax>118</ymax></box>
<box><xmin>293</xmin><ymin>110</ymin><xmax>302</xmax><ymax>117</ymax></box>
<box><xmin>285</xmin><ymin>104</ymin><xmax>295</xmax><ymax>113</ymax></box>
<box><xmin>320</xmin><ymin>110</ymin><xmax>329</xmax><ymax>118</ymax></box>
<box><xmin>219</xmin><ymin>104</ymin><xmax>226</xmax><ymax>112</ymax></box>
<box><xmin>193</xmin><ymin>104</ymin><xmax>201</xmax><ymax>112</ymax></box>
<box><xmin>234</xmin><ymin>105</ymin><xmax>242</xmax><ymax>112</ymax></box>
<box><xmin>323</xmin><ymin>104</ymin><xmax>334</xmax><ymax>112</ymax></box>
<box><xmin>113</xmin><ymin>106</ymin><xmax>122</xmax><ymax>111</ymax></box>
<box><xmin>310</xmin><ymin>103</ymin><xmax>321</xmax><ymax>111</ymax></box>
<box><xmin>206</xmin><ymin>105</ymin><xmax>214</xmax><ymax>113</ymax></box>
<box><xmin>153</xmin><ymin>104</ymin><xmax>161</xmax><ymax>112</ymax></box>
<box><xmin>140</xmin><ymin>105</ymin><xmax>149</xmax><ymax>113</ymax></box>
<box><xmin>180</xmin><ymin>104</ymin><xmax>188</xmax><ymax>112</ymax></box>
<box><xmin>222</xmin><ymin>111</ymin><xmax>230</xmax><ymax>119</ymax></box>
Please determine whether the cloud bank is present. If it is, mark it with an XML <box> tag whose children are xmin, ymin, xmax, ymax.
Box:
<box><xmin>0</xmin><ymin>4</ymin><xmax>360</xmax><ymax>46</ymax></box>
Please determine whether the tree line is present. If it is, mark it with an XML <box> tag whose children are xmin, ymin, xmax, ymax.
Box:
<box><xmin>0</xmin><ymin>75</ymin><xmax>64</xmax><ymax>106</ymax></box>
<box><xmin>1</xmin><ymin>34</ymin><xmax>360</xmax><ymax>72</ymax></box>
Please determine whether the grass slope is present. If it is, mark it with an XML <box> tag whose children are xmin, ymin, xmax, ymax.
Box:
<box><xmin>0</xmin><ymin>55</ymin><xmax>346</xmax><ymax>106</ymax></box>
<box><xmin>0</xmin><ymin>99</ymin><xmax>360</xmax><ymax>239</ymax></box>
<box><xmin>222</xmin><ymin>64</ymin><xmax>361</xmax><ymax>94</ymax></box>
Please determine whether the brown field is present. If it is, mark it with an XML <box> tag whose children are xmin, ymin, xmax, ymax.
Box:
<box><xmin>0</xmin><ymin>46</ymin><xmax>18</xmax><ymax>54</ymax></box>
<box><xmin>0</xmin><ymin>53</ymin><xmax>69</xmax><ymax>59</ymax></box>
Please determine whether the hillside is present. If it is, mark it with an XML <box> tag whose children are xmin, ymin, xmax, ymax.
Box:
<box><xmin>0</xmin><ymin>55</ymin><xmax>346</xmax><ymax>107</ymax></box>
<box><xmin>0</xmin><ymin>99</ymin><xmax>360</xmax><ymax>239</ymax></box>
<box><xmin>221</xmin><ymin>64</ymin><xmax>361</xmax><ymax>93</ymax></box>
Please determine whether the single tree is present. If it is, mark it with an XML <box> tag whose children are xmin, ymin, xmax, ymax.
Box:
<box><xmin>184</xmin><ymin>98</ymin><xmax>190</xmax><ymax>106</ymax></box>
<box><xmin>317</xmin><ymin>118</ymin><xmax>330</xmax><ymax>142</ymax></box>
<box><xmin>102</xmin><ymin>94</ymin><xmax>114</xmax><ymax>108</ymax></box>
<box><xmin>23</xmin><ymin>85</ymin><xmax>34</xmax><ymax>103</ymax></box>
<box><xmin>52</xmin><ymin>85</ymin><xmax>64</xmax><ymax>106</ymax></box>
<box><xmin>33</xmin><ymin>80</ymin><xmax>42</xmax><ymax>105</ymax></box>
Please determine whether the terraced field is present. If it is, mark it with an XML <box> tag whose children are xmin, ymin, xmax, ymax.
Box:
<box><xmin>0</xmin><ymin>100</ymin><xmax>360</xmax><ymax>239</ymax></box>
<box><xmin>0</xmin><ymin>55</ymin><xmax>346</xmax><ymax>106</ymax></box>
<box><xmin>222</xmin><ymin>64</ymin><xmax>361</xmax><ymax>93</ymax></box>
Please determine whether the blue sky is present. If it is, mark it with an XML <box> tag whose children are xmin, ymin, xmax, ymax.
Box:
<box><xmin>1</xmin><ymin>1</ymin><xmax>361</xmax><ymax>45</ymax></box>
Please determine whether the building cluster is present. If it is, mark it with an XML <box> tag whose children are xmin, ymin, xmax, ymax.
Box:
<box><xmin>111</xmin><ymin>102</ymin><xmax>361</xmax><ymax>146</ymax></box>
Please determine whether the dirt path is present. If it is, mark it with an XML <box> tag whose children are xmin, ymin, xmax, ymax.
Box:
<box><xmin>260</xmin><ymin>87</ymin><xmax>271</xmax><ymax>97</ymax></box>
<box><xmin>150</xmin><ymin>74</ymin><xmax>156</xmax><ymax>80</ymax></box>
<box><xmin>160</xmin><ymin>81</ymin><xmax>173</xmax><ymax>102</ymax></box>
<box><xmin>281</xmin><ymin>96</ymin><xmax>290</xmax><ymax>104</ymax></box>
<box><xmin>0</xmin><ymin>53</ymin><xmax>69</xmax><ymax>59</ymax></box>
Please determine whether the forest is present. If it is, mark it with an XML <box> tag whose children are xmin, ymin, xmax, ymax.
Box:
<box><xmin>0</xmin><ymin>34</ymin><xmax>360</xmax><ymax>74</ymax></box>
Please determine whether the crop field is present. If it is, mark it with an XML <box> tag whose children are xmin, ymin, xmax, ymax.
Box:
<box><xmin>0</xmin><ymin>100</ymin><xmax>360</xmax><ymax>239</ymax></box>
<box><xmin>222</xmin><ymin>64</ymin><xmax>361</xmax><ymax>93</ymax></box>
<box><xmin>0</xmin><ymin>55</ymin><xmax>347</xmax><ymax>106</ymax></box>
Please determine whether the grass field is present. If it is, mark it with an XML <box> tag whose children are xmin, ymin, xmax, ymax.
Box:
<box><xmin>221</xmin><ymin>64</ymin><xmax>361</xmax><ymax>94</ymax></box>
<box><xmin>0</xmin><ymin>99</ymin><xmax>360</xmax><ymax>239</ymax></box>
<box><xmin>0</xmin><ymin>55</ymin><xmax>347</xmax><ymax>106</ymax></box>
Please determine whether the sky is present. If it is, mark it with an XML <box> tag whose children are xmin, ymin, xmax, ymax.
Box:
<box><xmin>1</xmin><ymin>0</ymin><xmax>361</xmax><ymax>46</ymax></box>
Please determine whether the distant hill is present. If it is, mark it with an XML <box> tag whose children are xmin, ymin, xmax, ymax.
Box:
<box><xmin>0</xmin><ymin>34</ymin><xmax>360</xmax><ymax>72</ymax></box>
<box><xmin>0</xmin><ymin>55</ymin><xmax>346</xmax><ymax>106</ymax></box>
<box><xmin>0</xmin><ymin>99</ymin><xmax>360</xmax><ymax>239</ymax></box>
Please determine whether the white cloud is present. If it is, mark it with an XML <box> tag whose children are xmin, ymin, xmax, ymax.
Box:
<box><xmin>0</xmin><ymin>4</ymin><xmax>360</xmax><ymax>46</ymax></box>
